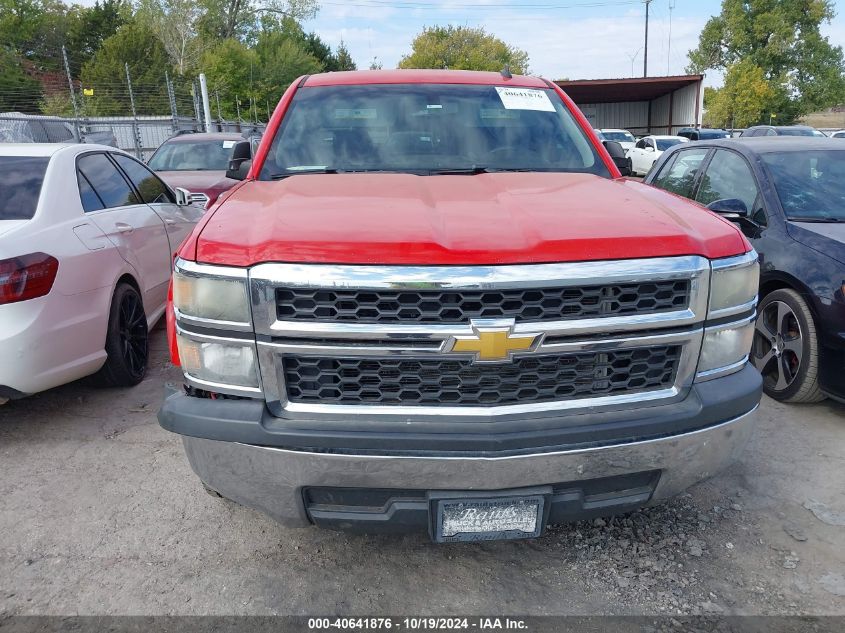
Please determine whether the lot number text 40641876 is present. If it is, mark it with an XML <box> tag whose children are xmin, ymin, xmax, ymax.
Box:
<box><xmin>307</xmin><ymin>618</ymin><xmax>529</xmax><ymax>630</ymax></box>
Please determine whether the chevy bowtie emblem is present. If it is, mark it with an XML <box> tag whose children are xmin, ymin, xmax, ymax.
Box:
<box><xmin>443</xmin><ymin>319</ymin><xmax>542</xmax><ymax>363</ymax></box>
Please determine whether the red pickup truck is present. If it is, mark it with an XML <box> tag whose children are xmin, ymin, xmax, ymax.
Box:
<box><xmin>159</xmin><ymin>70</ymin><xmax>762</xmax><ymax>542</ymax></box>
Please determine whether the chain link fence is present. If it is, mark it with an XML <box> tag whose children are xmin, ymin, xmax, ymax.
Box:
<box><xmin>1</xmin><ymin>48</ymin><xmax>267</xmax><ymax>160</ymax></box>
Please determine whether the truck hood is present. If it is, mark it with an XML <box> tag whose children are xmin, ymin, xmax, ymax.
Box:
<box><xmin>193</xmin><ymin>172</ymin><xmax>748</xmax><ymax>266</ymax></box>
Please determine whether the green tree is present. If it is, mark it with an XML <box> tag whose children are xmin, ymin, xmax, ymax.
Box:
<box><xmin>334</xmin><ymin>40</ymin><xmax>356</xmax><ymax>71</ymax></box>
<box><xmin>137</xmin><ymin>0</ymin><xmax>204</xmax><ymax>75</ymax></box>
<box><xmin>197</xmin><ymin>0</ymin><xmax>319</xmax><ymax>42</ymax></box>
<box><xmin>399</xmin><ymin>26</ymin><xmax>529</xmax><ymax>74</ymax></box>
<box><xmin>254</xmin><ymin>29</ymin><xmax>322</xmax><ymax>105</ymax></box>
<box><xmin>0</xmin><ymin>47</ymin><xmax>42</xmax><ymax>112</ymax></box>
<box><xmin>704</xmin><ymin>59</ymin><xmax>776</xmax><ymax>128</ymax></box>
<box><xmin>687</xmin><ymin>0</ymin><xmax>845</xmax><ymax>121</ymax></box>
<box><xmin>66</xmin><ymin>0</ymin><xmax>130</xmax><ymax>71</ymax></box>
<box><xmin>201</xmin><ymin>38</ymin><xmax>259</xmax><ymax>119</ymax></box>
<box><xmin>0</xmin><ymin>0</ymin><xmax>74</xmax><ymax>72</ymax></box>
<box><xmin>81</xmin><ymin>21</ymin><xmax>172</xmax><ymax>115</ymax></box>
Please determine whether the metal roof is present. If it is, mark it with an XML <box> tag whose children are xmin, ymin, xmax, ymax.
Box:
<box><xmin>556</xmin><ymin>75</ymin><xmax>703</xmax><ymax>104</ymax></box>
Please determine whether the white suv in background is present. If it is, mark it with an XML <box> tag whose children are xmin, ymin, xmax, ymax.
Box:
<box><xmin>0</xmin><ymin>144</ymin><xmax>203</xmax><ymax>403</ymax></box>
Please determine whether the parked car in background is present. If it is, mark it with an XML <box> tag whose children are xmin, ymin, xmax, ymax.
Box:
<box><xmin>740</xmin><ymin>125</ymin><xmax>818</xmax><ymax>137</ymax></box>
<box><xmin>627</xmin><ymin>135</ymin><xmax>688</xmax><ymax>176</ymax></box>
<box><xmin>830</xmin><ymin>130</ymin><xmax>845</xmax><ymax>138</ymax></box>
<box><xmin>645</xmin><ymin>137</ymin><xmax>845</xmax><ymax>403</ymax></box>
<box><xmin>677</xmin><ymin>127</ymin><xmax>731</xmax><ymax>141</ymax></box>
<box><xmin>0</xmin><ymin>112</ymin><xmax>117</xmax><ymax>146</ymax></box>
<box><xmin>598</xmin><ymin>129</ymin><xmax>636</xmax><ymax>151</ymax></box>
<box><xmin>0</xmin><ymin>144</ymin><xmax>203</xmax><ymax>403</ymax></box>
<box><xmin>147</xmin><ymin>132</ymin><xmax>252</xmax><ymax>208</ymax></box>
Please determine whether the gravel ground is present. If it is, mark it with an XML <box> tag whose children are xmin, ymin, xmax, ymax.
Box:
<box><xmin>0</xmin><ymin>325</ymin><xmax>843</xmax><ymax>616</ymax></box>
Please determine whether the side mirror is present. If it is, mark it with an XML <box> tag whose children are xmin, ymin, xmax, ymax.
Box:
<box><xmin>226</xmin><ymin>141</ymin><xmax>253</xmax><ymax>180</ymax></box>
<box><xmin>644</xmin><ymin>145</ymin><xmax>655</xmax><ymax>152</ymax></box>
<box><xmin>707</xmin><ymin>198</ymin><xmax>748</xmax><ymax>219</ymax></box>
<box><xmin>603</xmin><ymin>140</ymin><xmax>632</xmax><ymax>177</ymax></box>
<box><xmin>174</xmin><ymin>187</ymin><xmax>190</xmax><ymax>207</ymax></box>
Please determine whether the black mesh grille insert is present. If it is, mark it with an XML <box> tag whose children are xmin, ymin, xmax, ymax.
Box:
<box><xmin>275</xmin><ymin>281</ymin><xmax>691</xmax><ymax>324</ymax></box>
<box><xmin>283</xmin><ymin>346</ymin><xmax>682</xmax><ymax>407</ymax></box>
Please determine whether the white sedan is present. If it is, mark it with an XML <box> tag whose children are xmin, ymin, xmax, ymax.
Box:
<box><xmin>0</xmin><ymin>144</ymin><xmax>203</xmax><ymax>402</ymax></box>
<box><xmin>627</xmin><ymin>135</ymin><xmax>689</xmax><ymax>176</ymax></box>
<box><xmin>598</xmin><ymin>129</ymin><xmax>636</xmax><ymax>152</ymax></box>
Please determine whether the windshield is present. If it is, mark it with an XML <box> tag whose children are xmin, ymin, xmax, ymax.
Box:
<box><xmin>656</xmin><ymin>138</ymin><xmax>686</xmax><ymax>151</ymax></box>
<box><xmin>147</xmin><ymin>139</ymin><xmax>238</xmax><ymax>171</ymax></box>
<box><xmin>602</xmin><ymin>131</ymin><xmax>634</xmax><ymax>143</ymax></box>
<box><xmin>778</xmin><ymin>128</ymin><xmax>815</xmax><ymax>137</ymax></box>
<box><xmin>259</xmin><ymin>84</ymin><xmax>609</xmax><ymax>178</ymax></box>
<box><xmin>699</xmin><ymin>131</ymin><xmax>729</xmax><ymax>139</ymax></box>
<box><xmin>0</xmin><ymin>156</ymin><xmax>49</xmax><ymax>220</ymax></box>
<box><xmin>762</xmin><ymin>150</ymin><xmax>845</xmax><ymax>221</ymax></box>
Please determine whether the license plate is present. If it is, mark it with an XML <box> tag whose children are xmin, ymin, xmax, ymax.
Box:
<box><xmin>433</xmin><ymin>496</ymin><xmax>544</xmax><ymax>543</ymax></box>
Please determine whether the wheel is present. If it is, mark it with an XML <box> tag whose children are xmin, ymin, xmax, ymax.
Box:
<box><xmin>751</xmin><ymin>289</ymin><xmax>826</xmax><ymax>403</ymax></box>
<box><xmin>90</xmin><ymin>283</ymin><xmax>149</xmax><ymax>387</ymax></box>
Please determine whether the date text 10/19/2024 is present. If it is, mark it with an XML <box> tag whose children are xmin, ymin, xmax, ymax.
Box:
<box><xmin>308</xmin><ymin>618</ymin><xmax>529</xmax><ymax>630</ymax></box>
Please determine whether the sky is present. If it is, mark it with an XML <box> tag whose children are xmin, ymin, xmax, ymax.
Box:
<box><xmin>71</xmin><ymin>0</ymin><xmax>845</xmax><ymax>87</ymax></box>
<box><xmin>299</xmin><ymin>0</ymin><xmax>845</xmax><ymax>87</ymax></box>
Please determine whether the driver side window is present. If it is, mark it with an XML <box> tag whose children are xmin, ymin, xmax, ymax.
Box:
<box><xmin>636</xmin><ymin>139</ymin><xmax>647</xmax><ymax>149</ymax></box>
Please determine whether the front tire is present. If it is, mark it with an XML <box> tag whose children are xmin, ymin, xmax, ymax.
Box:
<box><xmin>90</xmin><ymin>283</ymin><xmax>149</xmax><ymax>387</ymax></box>
<box><xmin>751</xmin><ymin>289</ymin><xmax>825</xmax><ymax>403</ymax></box>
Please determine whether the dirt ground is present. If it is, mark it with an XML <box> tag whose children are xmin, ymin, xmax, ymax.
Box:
<box><xmin>0</xmin><ymin>325</ymin><xmax>843</xmax><ymax>617</ymax></box>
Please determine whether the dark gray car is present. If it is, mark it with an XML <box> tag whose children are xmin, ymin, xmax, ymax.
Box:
<box><xmin>644</xmin><ymin>137</ymin><xmax>845</xmax><ymax>404</ymax></box>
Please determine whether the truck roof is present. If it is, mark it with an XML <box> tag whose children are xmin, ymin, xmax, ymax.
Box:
<box><xmin>303</xmin><ymin>69</ymin><xmax>549</xmax><ymax>88</ymax></box>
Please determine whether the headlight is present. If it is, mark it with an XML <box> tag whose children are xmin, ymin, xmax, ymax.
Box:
<box><xmin>698</xmin><ymin>318</ymin><xmax>755</xmax><ymax>377</ymax></box>
<box><xmin>173</xmin><ymin>263</ymin><xmax>250</xmax><ymax>323</ymax></box>
<box><xmin>696</xmin><ymin>252</ymin><xmax>759</xmax><ymax>381</ymax></box>
<box><xmin>177</xmin><ymin>335</ymin><xmax>259</xmax><ymax>389</ymax></box>
<box><xmin>709</xmin><ymin>253</ymin><xmax>759</xmax><ymax>317</ymax></box>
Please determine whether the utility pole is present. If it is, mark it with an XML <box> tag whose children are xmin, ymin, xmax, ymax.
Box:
<box><xmin>667</xmin><ymin>0</ymin><xmax>675</xmax><ymax>75</ymax></box>
<box><xmin>643</xmin><ymin>0</ymin><xmax>652</xmax><ymax>77</ymax></box>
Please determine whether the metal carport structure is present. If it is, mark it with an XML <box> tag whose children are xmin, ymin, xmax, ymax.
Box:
<box><xmin>556</xmin><ymin>75</ymin><xmax>704</xmax><ymax>136</ymax></box>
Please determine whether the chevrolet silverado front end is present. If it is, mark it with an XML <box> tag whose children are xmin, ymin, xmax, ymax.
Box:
<box><xmin>158</xmin><ymin>70</ymin><xmax>761</xmax><ymax>542</ymax></box>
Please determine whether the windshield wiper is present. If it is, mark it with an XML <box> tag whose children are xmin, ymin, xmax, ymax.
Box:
<box><xmin>427</xmin><ymin>167</ymin><xmax>546</xmax><ymax>175</ymax></box>
<box><xmin>270</xmin><ymin>167</ymin><xmax>339</xmax><ymax>180</ymax></box>
<box><xmin>788</xmin><ymin>216</ymin><xmax>845</xmax><ymax>223</ymax></box>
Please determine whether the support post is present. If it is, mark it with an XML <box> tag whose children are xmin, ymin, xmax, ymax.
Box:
<box><xmin>199</xmin><ymin>73</ymin><xmax>213</xmax><ymax>132</ymax></box>
<box><xmin>124</xmin><ymin>62</ymin><xmax>142</xmax><ymax>159</ymax></box>
<box><xmin>165</xmin><ymin>70</ymin><xmax>178</xmax><ymax>133</ymax></box>
<box><xmin>62</xmin><ymin>46</ymin><xmax>82</xmax><ymax>142</ymax></box>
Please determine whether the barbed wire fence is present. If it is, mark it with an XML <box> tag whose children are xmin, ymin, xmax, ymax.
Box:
<box><xmin>0</xmin><ymin>47</ymin><xmax>267</xmax><ymax>160</ymax></box>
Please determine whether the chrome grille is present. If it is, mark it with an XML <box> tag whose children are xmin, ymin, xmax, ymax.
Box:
<box><xmin>275</xmin><ymin>280</ymin><xmax>691</xmax><ymax>324</ymax></box>
<box><xmin>283</xmin><ymin>346</ymin><xmax>682</xmax><ymax>407</ymax></box>
<box><xmin>250</xmin><ymin>257</ymin><xmax>711</xmax><ymax>418</ymax></box>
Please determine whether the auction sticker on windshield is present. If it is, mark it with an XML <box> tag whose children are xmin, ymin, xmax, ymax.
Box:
<box><xmin>495</xmin><ymin>86</ymin><xmax>556</xmax><ymax>112</ymax></box>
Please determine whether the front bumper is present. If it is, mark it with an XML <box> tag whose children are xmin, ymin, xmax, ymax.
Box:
<box><xmin>182</xmin><ymin>405</ymin><xmax>757</xmax><ymax>529</ymax></box>
<box><xmin>161</xmin><ymin>365</ymin><xmax>761</xmax><ymax>532</ymax></box>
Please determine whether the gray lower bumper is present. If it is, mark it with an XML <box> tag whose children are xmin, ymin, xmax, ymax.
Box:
<box><xmin>183</xmin><ymin>405</ymin><xmax>757</xmax><ymax>528</ymax></box>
